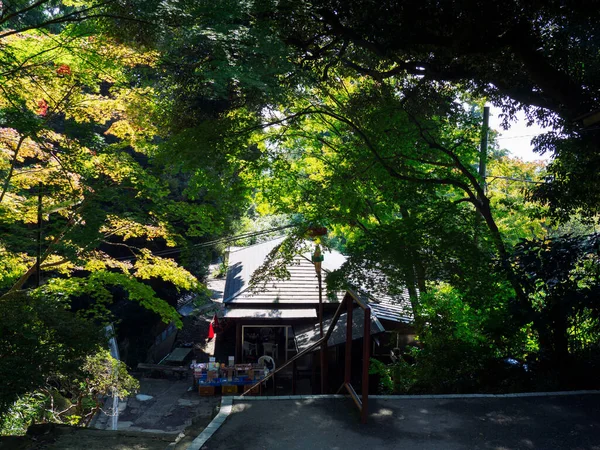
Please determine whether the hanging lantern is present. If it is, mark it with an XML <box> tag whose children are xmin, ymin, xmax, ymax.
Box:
<box><xmin>307</xmin><ymin>226</ymin><xmax>328</xmax><ymax>238</ymax></box>
<box><xmin>312</xmin><ymin>244</ymin><xmax>324</xmax><ymax>273</ymax></box>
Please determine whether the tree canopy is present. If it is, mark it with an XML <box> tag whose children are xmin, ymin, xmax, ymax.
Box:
<box><xmin>0</xmin><ymin>4</ymin><xmax>253</xmax><ymax>421</ymax></box>
<box><xmin>1</xmin><ymin>0</ymin><xmax>600</xmax><ymax>430</ymax></box>
<box><xmin>155</xmin><ymin>0</ymin><xmax>600</xmax><ymax>219</ymax></box>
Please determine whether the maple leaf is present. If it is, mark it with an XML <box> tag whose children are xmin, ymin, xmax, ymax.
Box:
<box><xmin>56</xmin><ymin>64</ymin><xmax>72</xmax><ymax>76</ymax></box>
<box><xmin>36</xmin><ymin>99</ymin><xmax>48</xmax><ymax>116</ymax></box>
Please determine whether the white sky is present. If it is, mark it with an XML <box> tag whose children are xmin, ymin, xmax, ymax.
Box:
<box><xmin>488</xmin><ymin>106</ymin><xmax>553</xmax><ymax>163</ymax></box>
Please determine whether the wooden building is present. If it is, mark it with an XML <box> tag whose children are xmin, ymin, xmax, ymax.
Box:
<box><xmin>218</xmin><ymin>238</ymin><xmax>415</xmax><ymax>384</ymax></box>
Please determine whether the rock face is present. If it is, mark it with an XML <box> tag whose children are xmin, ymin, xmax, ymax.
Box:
<box><xmin>135</xmin><ymin>394</ymin><xmax>154</xmax><ymax>402</ymax></box>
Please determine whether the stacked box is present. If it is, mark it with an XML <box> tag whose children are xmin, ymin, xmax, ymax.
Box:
<box><xmin>198</xmin><ymin>385</ymin><xmax>216</xmax><ymax>396</ymax></box>
<box><xmin>221</xmin><ymin>385</ymin><xmax>238</xmax><ymax>395</ymax></box>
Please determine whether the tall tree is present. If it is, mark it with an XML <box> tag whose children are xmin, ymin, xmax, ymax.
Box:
<box><xmin>250</xmin><ymin>77</ymin><xmax>528</xmax><ymax>305</ymax></box>
<box><xmin>0</xmin><ymin>17</ymin><xmax>252</xmax><ymax>418</ymax></box>
<box><xmin>172</xmin><ymin>0</ymin><xmax>600</xmax><ymax>220</ymax></box>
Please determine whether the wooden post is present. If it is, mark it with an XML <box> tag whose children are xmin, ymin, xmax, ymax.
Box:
<box><xmin>318</xmin><ymin>270</ymin><xmax>328</xmax><ymax>394</ymax></box>
<box><xmin>235</xmin><ymin>322</ymin><xmax>242</xmax><ymax>363</ymax></box>
<box><xmin>361</xmin><ymin>307</ymin><xmax>371</xmax><ymax>424</ymax></box>
<box><xmin>345</xmin><ymin>297</ymin><xmax>352</xmax><ymax>384</ymax></box>
<box><xmin>311</xmin><ymin>353</ymin><xmax>317</xmax><ymax>394</ymax></box>
<box><xmin>292</xmin><ymin>359</ymin><xmax>297</xmax><ymax>395</ymax></box>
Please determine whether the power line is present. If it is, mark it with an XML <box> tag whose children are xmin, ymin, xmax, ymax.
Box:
<box><xmin>495</xmin><ymin>133</ymin><xmax>543</xmax><ymax>140</ymax></box>
<box><xmin>113</xmin><ymin>224</ymin><xmax>296</xmax><ymax>261</ymax></box>
<box><xmin>153</xmin><ymin>225</ymin><xmax>294</xmax><ymax>256</ymax></box>
<box><xmin>494</xmin><ymin>126</ymin><xmax>600</xmax><ymax>141</ymax></box>
<box><xmin>486</xmin><ymin>175</ymin><xmax>542</xmax><ymax>184</ymax></box>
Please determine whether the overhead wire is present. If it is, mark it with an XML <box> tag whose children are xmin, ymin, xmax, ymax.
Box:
<box><xmin>112</xmin><ymin>223</ymin><xmax>297</xmax><ymax>261</ymax></box>
<box><xmin>494</xmin><ymin>126</ymin><xmax>600</xmax><ymax>140</ymax></box>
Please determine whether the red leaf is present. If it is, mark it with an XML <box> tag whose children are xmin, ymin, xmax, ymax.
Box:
<box><xmin>37</xmin><ymin>99</ymin><xmax>48</xmax><ymax>116</ymax></box>
<box><xmin>56</xmin><ymin>64</ymin><xmax>72</xmax><ymax>76</ymax></box>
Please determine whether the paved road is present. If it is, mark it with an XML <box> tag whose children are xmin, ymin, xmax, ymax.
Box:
<box><xmin>203</xmin><ymin>395</ymin><xmax>600</xmax><ymax>449</ymax></box>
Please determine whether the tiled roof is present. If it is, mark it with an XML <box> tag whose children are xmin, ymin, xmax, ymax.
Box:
<box><xmin>223</xmin><ymin>238</ymin><xmax>413</xmax><ymax>323</ymax></box>
<box><xmin>223</xmin><ymin>238</ymin><xmax>285</xmax><ymax>302</ymax></box>
<box><xmin>294</xmin><ymin>307</ymin><xmax>386</xmax><ymax>350</ymax></box>
<box><xmin>223</xmin><ymin>238</ymin><xmax>346</xmax><ymax>305</ymax></box>
<box><xmin>369</xmin><ymin>292</ymin><xmax>414</xmax><ymax>323</ymax></box>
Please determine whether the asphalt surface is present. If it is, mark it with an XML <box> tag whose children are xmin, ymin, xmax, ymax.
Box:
<box><xmin>203</xmin><ymin>395</ymin><xmax>600</xmax><ymax>450</ymax></box>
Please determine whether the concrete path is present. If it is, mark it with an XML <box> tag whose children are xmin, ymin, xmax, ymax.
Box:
<box><xmin>201</xmin><ymin>394</ymin><xmax>600</xmax><ymax>450</ymax></box>
<box><xmin>206</xmin><ymin>263</ymin><xmax>226</xmax><ymax>303</ymax></box>
<box><xmin>115</xmin><ymin>379</ymin><xmax>219</xmax><ymax>434</ymax></box>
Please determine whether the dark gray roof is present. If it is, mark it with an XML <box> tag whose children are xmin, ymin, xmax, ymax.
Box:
<box><xmin>294</xmin><ymin>308</ymin><xmax>385</xmax><ymax>350</ymax></box>
<box><xmin>223</xmin><ymin>238</ymin><xmax>346</xmax><ymax>305</ymax></box>
<box><xmin>223</xmin><ymin>238</ymin><xmax>284</xmax><ymax>303</ymax></box>
<box><xmin>223</xmin><ymin>238</ymin><xmax>413</xmax><ymax>323</ymax></box>
<box><xmin>369</xmin><ymin>292</ymin><xmax>414</xmax><ymax>323</ymax></box>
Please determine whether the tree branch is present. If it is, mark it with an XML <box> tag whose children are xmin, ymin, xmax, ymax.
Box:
<box><xmin>0</xmin><ymin>0</ymin><xmax>52</xmax><ymax>26</ymax></box>
<box><xmin>0</xmin><ymin>135</ymin><xmax>25</xmax><ymax>203</ymax></box>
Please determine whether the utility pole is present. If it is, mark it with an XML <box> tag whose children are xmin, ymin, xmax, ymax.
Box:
<box><xmin>312</xmin><ymin>242</ymin><xmax>328</xmax><ymax>394</ymax></box>
<box><xmin>479</xmin><ymin>106</ymin><xmax>490</xmax><ymax>195</ymax></box>
<box><xmin>36</xmin><ymin>182</ymin><xmax>43</xmax><ymax>287</ymax></box>
<box><xmin>317</xmin><ymin>267</ymin><xmax>328</xmax><ymax>394</ymax></box>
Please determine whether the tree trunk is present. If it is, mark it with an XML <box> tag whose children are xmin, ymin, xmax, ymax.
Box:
<box><xmin>552</xmin><ymin>308</ymin><xmax>571</xmax><ymax>384</ymax></box>
<box><xmin>399</xmin><ymin>207</ymin><xmax>424</xmax><ymax>319</ymax></box>
<box><xmin>0</xmin><ymin>135</ymin><xmax>25</xmax><ymax>204</ymax></box>
<box><xmin>475</xmin><ymin>197</ymin><xmax>531</xmax><ymax>313</ymax></box>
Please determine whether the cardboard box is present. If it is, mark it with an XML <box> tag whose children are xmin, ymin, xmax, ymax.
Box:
<box><xmin>198</xmin><ymin>385</ymin><xmax>215</xmax><ymax>396</ymax></box>
<box><xmin>222</xmin><ymin>385</ymin><xmax>238</xmax><ymax>395</ymax></box>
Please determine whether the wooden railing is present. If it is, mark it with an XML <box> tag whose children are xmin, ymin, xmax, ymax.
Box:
<box><xmin>240</xmin><ymin>289</ymin><xmax>371</xmax><ymax>423</ymax></box>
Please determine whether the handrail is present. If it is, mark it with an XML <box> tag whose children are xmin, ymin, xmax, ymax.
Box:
<box><xmin>344</xmin><ymin>288</ymin><xmax>370</xmax><ymax>311</ymax></box>
<box><xmin>239</xmin><ymin>290</ymin><xmax>371</xmax><ymax>424</ymax></box>
<box><xmin>240</xmin><ymin>295</ymin><xmax>347</xmax><ymax>396</ymax></box>
<box><xmin>343</xmin><ymin>383</ymin><xmax>361</xmax><ymax>410</ymax></box>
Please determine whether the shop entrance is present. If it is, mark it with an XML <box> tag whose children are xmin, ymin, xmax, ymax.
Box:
<box><xmin>241</xmin><ymin>325</ymin><xmax>297</xmax><ymax>364</ymax></box>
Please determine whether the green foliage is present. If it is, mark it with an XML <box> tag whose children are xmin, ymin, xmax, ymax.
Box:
<box><xmin>0</xmin><ymin>25</ymin><xmax>230</xmax><ymax>328</ymax></box>
<box><xmin>369</xmin><ymin>282</ymin><xmax>532</xmax><ymax>394</ymax></box>
<box><xmin>0</xmin><ymin>392</ymin><xmax>49</xmax><ymax>436</ymax></box>
<box><xmin>0</xmin><ymin>291</ymin><xmax>104</xmax><ymax>416</ymax></box>
<box><xmin>1</xmin><ymin>0</ymin><xmax>599</xmax><ymax>412</ymax></box>
<box><xmin>405</xmin><ymin>284</ymin><xmax>506</xmax><ymax>392</ymax></box>
<box><xmin>252</xmin><ymin>0</ymin><xmax>600</xmax><ymax>217</ymax></box>
<box><xmin>513</xmin><ymin>233</ymin><xmax>600</xmax><ymax>373</ymax></box>
<box><xmin>41</xmin><ymin>271</ymin><xmax>182</xmax><ymax>326</ymax></box>
<box><xmin>487</xmin><ymin>157</ymin><xmax>548</xmax><ymax>245</ymax></box>
<box><xmin>0</xmin><ymin>11</ymin><xmax>251</xmax><ymax>431</ymax></box>
<box><xmin>0</xmin><ymin>350</ymin><xmax>139</xmax><ymax>435</ymax></box>
<box><xmin>82</xmin><ymin>349</ymin><xmax>140</xmax><ymax>401</ymax></box>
